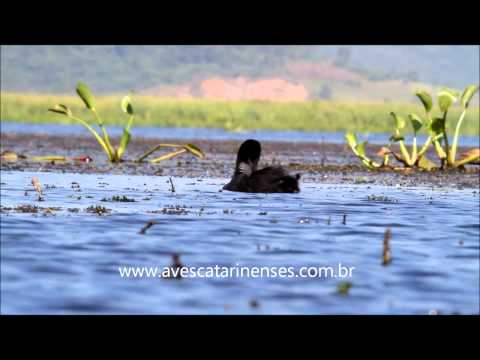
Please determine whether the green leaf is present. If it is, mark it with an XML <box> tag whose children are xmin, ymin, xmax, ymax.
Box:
<box><xmin>184</xmin><ymin>144</ymin><xmax>205</xmax><ymax>159</ymax></box>
<box><xmin>430</xmin><ymin>117</ymin><xmax>445</xmax><ymax>135</ymax></box>
<box><xmin>408</xmin><ymin>113</ymin><xmax>423</xmax><ymax>134</ymax></box>
<box><xmin>121</xmin><ymin>95</ymin><xmax>134</xmax><ymax>115</ymax></box>
<box><xmin>389</xmin><ymin>134</ymin><xmax>405</xmax><ymax>143</ymax></box>
<box><xmin>390</xmin><ymin>112</ymin><xmax>405</xmax><ymax>130</ymax></box>
<box><xmin>76</xmin><ymin>82</ymin><xmax>96</xmax><ymax>110</ymax></box>
<box><xmin>356</xmin><ymin>141</ymin><xmax>367</xmax><ymax>157</ymax></box>
<box><xmin>415</xmin><ymin>91</ymin><xmax>433</xmax><ymax>113</ymax></box>
<box><xmin>345</xmin><ymin>132</ymin><xmax>358</xmax><ymax>149</ymax></box>
<box><xmin>460</xmin><ymin>85</ymin><xmax>479</xmax><ymax>109</ymax></box>
<box><xmin>116</xmin><ymin>129</ymin><xmax>131</xmax><ymax>160</ymax></box>
<box><xmin>150</xmin><ymin>149</ymin><xmax>187</xmax><ymax>163</ymax></box>
<box><xmin>438</xmin><ymin>89</ymin><xmax>457</xmax><ymax>113</ymax></box>
<box><xmin>48</xmin><ymin>104</ymin><xmax>72</xmax><ymax>117</ymax></box>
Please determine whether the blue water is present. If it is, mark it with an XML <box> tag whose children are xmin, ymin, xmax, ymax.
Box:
<box><xmin>1</xmin><ymin>171</ymin><xmax>479</xmax><ymax>314</ymax></box>
<box><xmin>2</xmin><ymin>121</ymin><xmax>479</xmax><ymax>147</ymax></box>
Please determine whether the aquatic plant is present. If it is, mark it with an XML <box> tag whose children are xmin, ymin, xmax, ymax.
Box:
<box><xmin>48</xmin><ymin>82</ymin><xmax>205</xmax><ymax>164</ymax></box>
<box><xmin>440</xmin><ymin>85</ymin><xmax>479</xmax><ymax>167</ymax></box>
<box><xmin>49</xmin><ymin>82</ymin><xmax>134</xmax><ymax>162</ymax></box>
<box><xmin>136</xmin><ymin>143</ymin><xmax>204</xmax><ymax>163</ymax></box>
<box><xmin>346</xmin><ymin>84</ymin><xmax>479</xmax><ymax>170</ymax></box>
<box><xmin>344</xmin><ymin>132</ymin><xmax>382</xmax><ymax>169</ymax></box>
<box><xmin>336</xmin><ymin>281</ymin><xmax>353</xmax><ymax>295</ymax></box>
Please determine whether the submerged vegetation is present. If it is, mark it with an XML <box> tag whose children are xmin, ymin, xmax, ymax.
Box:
<box><xmin>2</xmin><ymin>92</ymin><xmax>479</xmax><ymax>135</ymax></box>
<box><xmin>346</xmin><ymin>85</ymin><xmax>480</xmax><ymax>170</ymax></box>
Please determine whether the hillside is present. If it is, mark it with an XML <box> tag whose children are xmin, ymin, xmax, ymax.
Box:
<box><xmin>1</xmin><ymin>45</ymin><xmax>478</xmax><ymax>98</ymax></box>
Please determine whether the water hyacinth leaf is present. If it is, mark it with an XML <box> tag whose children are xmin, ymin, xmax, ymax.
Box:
<box><xmin>117</xmin><ymin>129</ymin><xmax>131</xmax><ymax>159</ymax></box>
<box><xmin>389</xmin><ymin>134</ymin><xmax>405</xmax><ymax>143</ymax></box>
<box><xmin>430</xmin><ymin>117</ymin><xmax>445</xmax><ymax>135</ymax></box>
<box><xmin>408</xmin><ymin>113</ymin><xmax>423</xmax><ymax>133</ymax></box>
<box><xmin>345</xmin><ymin>132</ymin><xmax>358</xmax><ymax>149</ymax></box>
<box><xmin>460</xmin><ymin>85</ymin><xmax>479</xmax><ymax>108</ymax></box>
<box><xmin>356</xmin><ymin>141</ymin><xmax>367</xmax><ymax>157</ymax></box>
<box><xmin>76</xmin><ymin>82</ymin><xmax>96</xmax><ymax>110</ymax></box>
<box><xmin>121</xmin><ymin>95</ymin><xmax>134</xmax><ymax>115</ymax></box>
<box><xmin>390</xmin><ymin>112</ymin><xmax>405</xmax><ymax>130</ymax></box>
<box><xmin>438</xmin><ymin>89</ymin><xmax>457</xmax><ymax>113</ymax></box>
<box><xmin>184</xmin><ymin>144</ymin><xmax>205</xmax><ymax>159</ymax></box>
<box><xmin>415</xmin><ymin>90</ymin><xmax>433</xmax><ymax>113</ymax></box>
<box><xmin>48</xmin><ymin>104</ymin><xmax>72</xmax><ymax>117</ymax></box>
<box><xmin>150</xmin><ymin>149</ymin><xmax>187</xmax><ymax>163</ymax></box>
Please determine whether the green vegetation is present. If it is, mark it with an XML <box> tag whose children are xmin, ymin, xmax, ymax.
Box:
<box><xmin>136</xmin><ymin>143</ymin><xmax>204</xmax><ymax>163</ymax></box>
<box><xmin>43</xmin><ymin>83</ymin><xmax>205</xmax><ymax>164</ymax></box>
<box><xmin>2</xmin><ymin>93</ymin><xmax>479</xmax><ymax>135</ymax></box>
<box><xmin>48</xmin><ymin>82</ymin><xmax>136</xmax><ymax>163</ymax></box>
<box><xmin>346</xmin><ymin>85</ymin><xmax>480</xmax><ymax>170</ymax></box>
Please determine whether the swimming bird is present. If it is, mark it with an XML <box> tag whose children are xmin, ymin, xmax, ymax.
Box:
<box><xmin>223</xmin><ymin>139</ymin><xmax>301</xmax><ymax>193</ymax></box>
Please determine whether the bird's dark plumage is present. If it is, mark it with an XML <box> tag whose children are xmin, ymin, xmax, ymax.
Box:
<box><xmin>223</xmin><ymin>139</ymin><xmax>301</xmax><ymax>193</ymax></box>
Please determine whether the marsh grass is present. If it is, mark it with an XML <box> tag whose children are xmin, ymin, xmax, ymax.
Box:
<box><xmin>2</xmin><ymin>93</ymin><xmax>479</xmax><ymax>135</ymax></box>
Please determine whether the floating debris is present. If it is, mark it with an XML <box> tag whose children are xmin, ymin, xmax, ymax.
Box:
<box><xmin>326</xmin><ymin>216</ymin><xmax>331</xmax><ymax>225</ymax></box>
<box><xmin>72</xmin><ymin>155</ymin><xmax>93</xmax><ymax>163</ymax></box>
<box><xmin>258</xmin><ymin>211</ymin><xmax>268</xmax><ymax>215</ymax></box>
<box><xmin>354</xmin><ymin>176</ymin><xmax>373</xmax><ymax>184</ymax></box>
<box><xmin>149</xmin><ymin>205</ymin><xmax>189</xmax><ymax>215</ymax></box>
<box><xmin>297</xmin><ymin>217</ymin><xmax>315</xmax><ymax>224</ymax></box>
<box><xmin>168</xmin><ymin>177</ymin><xmax>176</xmax><ymax>193</ymax></box>
<box><xmin>31</xmin><ymin>177</ymin><xmax>44</xmax><ymax>201</ymax></box>
<box><xmin>367</xmin><ymin>195</ymin><xmax>398</xmax><ymax>203</ymax></box>
<box><xmin>139</xmin><ymin>221</ymin><xmax>157</xmax><ymax>235</ymax></box>
<box><xmin>257</xmin><ymin>244</ymin><xmax>271</xmax><ymax>252</ymax></box>
<box><xmin>249</xmin><ymin>299</ymin><xmax>260</xmax><ymax>309</ymax></box>
<box><xmin>342</xmin><ymin>214</ymin><xmax>347</xmax><ymax>225</ymax></box>
<box><xmin>336</xmin><ymin>281</ymin><xmax>353</xmax><ymax>295</ymax></box>
<box><xmin>85</xmin><ymin>205</ymin><xmax>111</xmax><ymax>216</ymax></box>
<box><xmin>101</xmin><ymin>195</ymin><xmax>135</xmax><ymax>202</ymax></box>
<box><xmin>0</xmin><ymin>205</ymin><xmax>61</xmax><ymax>214</ymax></box>
<box><xmin>382</xmin><ymin>228</ymin><xmax>392</xmax><ymax>266</ymax></box>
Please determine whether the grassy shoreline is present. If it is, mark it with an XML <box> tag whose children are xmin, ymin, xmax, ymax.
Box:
<box><xmin>2</xmin><ymin>93</ymin><xmax>479</xmax><ymax>135</ymax></box>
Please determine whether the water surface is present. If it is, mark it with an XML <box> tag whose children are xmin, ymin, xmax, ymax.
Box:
<box><xmin>1</xmin><ymin>171</ymin><xmax>479</xmax><ymax>314</ymax></box>
<box><xmin>3</xmin><ymin>121</ymin><xmax>479</xmax><ymax>147</ymax></box>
